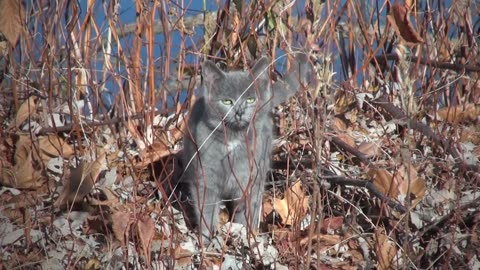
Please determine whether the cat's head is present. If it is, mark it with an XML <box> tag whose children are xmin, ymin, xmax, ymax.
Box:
<box><xmin>201</xmin><ymin>57</ymin><xmax>271</xmax><ymax>131</ymax></box>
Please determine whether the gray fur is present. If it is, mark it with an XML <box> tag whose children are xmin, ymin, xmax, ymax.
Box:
<box><xmin>180</xmin><ymin>57</ymin><xmax>272</xmax><ymax>243</ymax></box>
<box><xmin>178</xmin><ymin>54</ymin><xmax>315</xmax><ymax>244</ymax></box>
<box><xmin>272</xmin><ymin>53</ymin><xmax>316</xmax><ymax>106</ymax></box>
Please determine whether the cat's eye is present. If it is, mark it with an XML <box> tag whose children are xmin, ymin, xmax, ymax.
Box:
<box><xmin>245</xmin><ymin>97</ymin><xmax>256</xmax><ymax>103</ymax></box>
<box><xmin>222</xmin><ymin>99</ymin><xmax>233</xmax><ymax>105</ymax></box>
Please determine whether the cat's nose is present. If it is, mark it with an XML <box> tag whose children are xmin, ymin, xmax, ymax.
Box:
<box><xmin>235</xmin><ymin>109</ymin><xmax>244</xmax><ymax>119</ymax></box>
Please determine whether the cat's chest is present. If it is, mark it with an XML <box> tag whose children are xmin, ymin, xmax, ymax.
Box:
<box><xmin>226</xmin><ymin>140</ymin><xmax>242</xmax><ymax>152</ymax></box>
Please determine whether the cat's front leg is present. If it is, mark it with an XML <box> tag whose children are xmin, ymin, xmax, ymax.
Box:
<box><xmin>232</xmin><ymin>180</ymin><xmax>262</xmax><ymax>234</ymax></box>
<box><xmin>249</xmin><ymin>180</ymin><xmax>263</xmax><ymax>231</ymax></box>
<box><xmin>194</xmin><ymin>184</ymin><xmax>222</xmax><ymax>245</ymax></box>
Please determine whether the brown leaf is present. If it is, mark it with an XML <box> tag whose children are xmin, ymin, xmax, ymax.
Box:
<box><xmin>0</xmin><ymin>0</ymin><xmax>24</xmax><ymax>46</ymax></box>
<box><xmin>369</xmin><ymin>165</ymin><xmax>425</xmax><ymax>207</ymax></box>
<box><xmin>38</xmin><ymin>135</ymin><xmax>75</xmax><ymax>161</ymax></box>
<box><xmin>333</xmin><ymin>117</ymin><xmax>348</xmax><ymax>132</ymax></box>
<box><xmin>299</xmin><ymin>233</ymin><xmax>341</xmax><ymax>247</ymax></box>
<box><xmin>54</xmin><ymin>151</ymin><xmax>106</xmax><ymax>208</ymax></box>
<box><xmin>1</xmin><ymin>134</ymin><xmax>75</xmax><ymax>189</ymax></box>
<box><xmin>358</xmin><ymin>141</ymin><xmax>381</xmax><ymax>158</ymax></box>
<box><xmin>320</xmin><ymin>216</ymin><xmax>344</xmax><ymax>234</ymax></box>
<box><xmin>272</xmin><ymin>180</ymin><xmax>309</xmax><ymax>225</ymax></box>
<box><xmin>174</xmin><ymin>245</ymin><xmax>193</xmax><ymax>267</ymax></box>
<box><xmin>137</xmin><ymin>216</ymin><xmax>155</xmax><ymax>267</ymax></box>
<box><xmin>134</xmin><ymin>115</ymin><xmax>186</xmax><ymax>168</ymax></box>
<box><xmin>387</xmin><ymin>3</ymin><xmax>424</xmax><ymax>44</ymax></box>
<box><xmin>10</xmin><ymin>96</ymin><xmax>38</xmax><ymax>130</ymax></box>
<box><xmin>111</xmin><ymin>211</ymin><xmax>132</xmax><ymax>244</ymax></box>
<box><xmin>0</xmin><ymin>135</ymin><xmax>43</xmax><ymax>189</ymax></box>
<box><xmin>336</xmin><ymin>133</ymin><xmax>357</xmax><ymax>149</ymax></box>
<box><xmin>437</xmin><ymin>104</ymin><xmax>480</xmax><ymax>124</ymax></box>
<box><xmin>375</xmin><ymin>227</ymin><xmax>398</xmax><ymax>269</ymax></box>
<box><xmin>368</xmin><ymin>168</ymin><xmax>398</xmax><ymax>199</ymax></box>
<box><xmin>396</xmin><ymin>165</ymin><xmax>425</xmax><ymax>207</ymax></box>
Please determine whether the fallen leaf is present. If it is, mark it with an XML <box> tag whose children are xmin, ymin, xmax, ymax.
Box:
<box><xmin>336</xmin><ymin>133</ymin><xmax>357</xmax><ymax>149</ymax></box>
<box><xmin>358</xmin><ymin>141</ymin><xmax>381</xmax><ymax>158</ymax></box>
<box><xmin>38</xmin><ymin>135</ymin><xmax>75</xmax><ymax>161</ymax></box>
<box><xmin>320</xmin><ymin>216</ymin><xmax>344</xmax><ymax>234</ymax></box>
<box><xmin>0</xmin><ymin>135</ymin><xmax>43</xmax><ymax>189</ymax></box>
<box><xmin>333</xmin><ymin>117</ymin><xmax>348</xmax><ymax>132</ymax></box>
<box><xmin>174</xmin><ymin>244</ymin><xmax>193</xmax><ymax>267</ymax></box>
<box><xmin>111</xmin><ymin>211</ymin><xmax>132</xmax><ymax>244</ymax></box>
<box><xmin>137</xmin><ymin>216</ymin><xmax>155</xmax><ymax>267</ymax></box>
<box><xmin>54</xmin><ymin>150</ymin><xmax>107</xmax><ymax>208</ymax></box>
<box><xmin>375</xmin><ymin>227</ymin><xmax>398</xmax><ymax>270</ymax></box>
<box><xmin>272</xmin><ymin>181</ymin><xmax>309</xmax><ymax>225</ymax></box>
<box><xmin>396</xmin><ymin>165</ymin><xmax>425</xmax><ymax>207</ymax></box>
<box><xmin>368</xmin><ymin>164</ymin><xmax>425</xmax><ymax>207</ymax></box>
<box><xmin>368</xmin><ymin>168</ymin><xmax>398</xmax><ymax>199</ymax></box>
<box><xmin>10</xmin><ymin>96</ymin><xmax>38</xmax><ymax>130</ymax></box>
<box><xmin>299</xmin><ymin>233</ymin><xmax>341</xmax><ymax>247</ymax></box>
<box><xmin>437</xmin><ymin>104</ymin><xmax>480</xmax><ymax>124</ymax></box>
<box><xmin>134</xmin><ymin>115</ymin><xmax>186</xmax><ymax>168</ymax></box>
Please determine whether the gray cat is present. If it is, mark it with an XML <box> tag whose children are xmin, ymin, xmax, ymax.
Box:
<box><xmin>178</xmin><ymin>54</ymin><xmax>314</xmax><ymax>244</ymax></box>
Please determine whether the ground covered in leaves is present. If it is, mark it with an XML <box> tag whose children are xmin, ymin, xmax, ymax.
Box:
<box><xmin>2</xmin><ymin>72</ymin><xmax>480</xmax><ymax>269</ymax></box>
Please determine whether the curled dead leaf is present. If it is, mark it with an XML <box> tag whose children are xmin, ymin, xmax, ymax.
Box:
<box><xmin>387</xmin><ymin>3</ymin><xmax>424</xmax><ymax>44</ymax></box>
<box><xmin>0</xmin><ymin>0</ymin><xmax>24</xmax><ymax>47</ymax></box>
<box><xmin>54</xmin><ymin>151</ymin><xmax>107</xmax><ymax>208</ymax></box>
<box><xmin>375</xmin><ymin>227</ymin><xmax>398</xmax><ymax>269</ymax></box>
<box><xmin>320</xmin><ymin>216</ymin><xmax>344</xmax><ymax>234</ymax></box>
<box><xmin>271</xmin><ymin>181</ymin><xmax>309</xmax><ymax>225</ymax></box>
<box><xmin>368</xmin><ymin>164</ymin><xmax>425</xmax><ymax>207</ymax></box>
<box><xmin>10</xmin><ymin>96</ymin><xmax>38</xmax><ymax>130</ymax></box>
<box><xmin>358</xmin><ymin>141</ymin><xmax>381</xmax><ymax>158</ymax></box>
<box><xmin>336</xmin><ymin>133</ymin><xmax>357</xmax><ymax>149</ymax></box>
<box><xmin>111</xmin><ymin>211</ymin><xmax>132</xmax><ymax>244</ymax></box>
<box><xmin>437</xmin><ymin>104</ymin><xmax>480</xmax><ymax>124</ymax></box>
<box><xmin>0</xmin><ymin>135</ymin><xmax>43</xmax><ymax>189</ymax></box>
<box><xmin>137</xmin><ymin>216</ymin><xmax>155</xmax><ymax>266</ymax></box>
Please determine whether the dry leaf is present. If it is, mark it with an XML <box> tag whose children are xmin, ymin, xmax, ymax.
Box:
<box><xmin>134</xmin><ymin>115</ymin><xmax>186</xmax><ymax>168</ymax></box>
<box><xmin>174</xmin><ymin>245</ymin><xmax>194</xmax><ymax>267</ymax></box>
<box><xmin>437</xmin><ymin>104</ymin><xmax>480</xmax><ymax>124</ymax></box>
<box><xmin>320</xmin><ymin>216</ymin><xmax>344</xmax><ymax>234</ymax></box>
<box><xmin>272</xmin><ymin>181</ymin><xmax>309</xmax><ymax>225</ymax></box>
<box><xmin>111</xmin><ymin>211</ymin><xmax>132</xmax><ymax>244</ymax></box>
<box><xmin>38</xmin><ymin>135</ymin><xmax>75</xmax><ymax>161</ymax></box>
<box><xmin>0</xmin><ymin>135</ymin><xmax>43</xmax><ymax>189</ymax></box>
<box><xmin>54</xmin><ymin>151</ymin><xmax>106</xmax><ymax>207</ymax></box>
<box><xmin>387</xmin><ymin>3</ymin><xmax>424</xmax><ymax>44</ymax></box>
<box><xmin>396</xmin><ymin>165</ymin><xmax>425</xmax><ymax>207</ymax></box>
<box><xmin>0</xmin><ymin>0</ymin><xmax>24</xmax><ymax>47</ymax></box>
<box><xmin>375</xmin><ymin>227</ymin><xmax>398</xmax><ymax>270</ymax></box>
<box><xmin>368</xmin><ymin>164</ymin><xmax>425</xmax><ymax>207</ymax></box>
<box><xmin>358</xmin><ymin>141</ymin><xmax>381</xmax><ymax>158</ymax></box>
<box><xmin>299</xmin><ymin>233</ymin><xmax>341</xmax><ymax>247</ymax></box>
<box><xmin>1</xmin><ymin>133</ymin><xmax>75</xmax><ymax>189</ymax></box>
<box><xmin>10</xmin><ymin>96</ymin><xmax>38</xmax><ymax>130</ymax></box>
<box><xmin>137</xmin><ymin>216</ymin><xmax>155</xmax><ymax>267</ymax></box>
<box><xmin>336</xmin><ymin>133</ymin><xmax>357</xmax><ymax>149</ymax></box>
<box><xmin>333</xmin><ymin>117</ymin><xmax>348</xmax><ymax>132</ymax></box>
<box><xmin>369</xmin><ymin>168</ymin><xmax>398</xmax><ymax>199</ymax></box>
<box><xmin>84</xmin><ymin>258</ymin><xmax>101</xmax><ymax>270</ymax></box>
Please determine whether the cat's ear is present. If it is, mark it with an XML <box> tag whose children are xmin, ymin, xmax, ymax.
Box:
<box><xmin>251</xmin><ymin>56</ymin><xmax>270</xmax><ymax>81</ymax></box>
<box><xmin>202</xmin><ymin>60</ymin><xmax>225</xmax><ymax>83</ymax></box>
